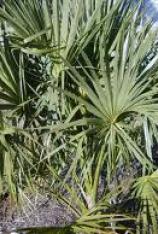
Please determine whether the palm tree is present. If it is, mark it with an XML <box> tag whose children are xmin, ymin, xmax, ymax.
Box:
<box><xmin>61</xmin><ymin>2</ymin><xmax>158</xmax><ymax>233</ymax></box>
<box><xmin>0</xmin><ymin>0</ymin><xmax>158</xmax><ymax>233</ymax></box>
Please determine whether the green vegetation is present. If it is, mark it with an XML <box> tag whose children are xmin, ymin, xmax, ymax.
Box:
<box><xmin>0</xmin><ymin>0</ymin><xmax>158</xmax><ymax>233</ymax></box>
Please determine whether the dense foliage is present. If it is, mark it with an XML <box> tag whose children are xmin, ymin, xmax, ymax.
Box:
<box><xmin>0</xmin><ymin>0</ymin><xmax>158</xmax><ymax>233</ymax></box>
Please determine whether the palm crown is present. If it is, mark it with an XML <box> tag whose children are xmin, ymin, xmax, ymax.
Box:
<box><xmin>0</xmin><ymin>0</ymin><xmax>158</xmax><ymax>233</ymax></box>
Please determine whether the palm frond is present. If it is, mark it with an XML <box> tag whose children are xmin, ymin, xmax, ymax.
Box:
<box><xmin>132</xmin><ymin>170</ymin><xmax>158</xmax><ymax>234</ymax></box>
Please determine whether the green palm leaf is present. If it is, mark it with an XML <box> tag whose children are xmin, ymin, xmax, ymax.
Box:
<box><xmin>132</xmin><ymin>170</ymin><xmax>158</xmax><ymax>234</ymax></box>
<box><xmin>63</xmin><ymin>4</ymin><xmax>158</xmax><ymax>176</ymax></box>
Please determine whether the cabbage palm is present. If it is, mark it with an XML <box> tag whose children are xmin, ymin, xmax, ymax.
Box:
<box><xmin>60</xmin><ymin>3</ymin><xmax>158</xmax><ymax>232</ymax></box>
<box><xmin>0</xmin><ymin>0</ymin><xmax>104</xmax><ymax>117</ymax></box>
<box><xmin>0</xmin><ymin>0</ymin><xmax>158</xmax><ymax>233</ymax></box>
<box><xmin>65</xmin><ymin>18</ymin><xmax>158</xmax><ymax>177</ymax></box>
<box><xmin>46</xmin><ymin>137</ymin><xmax>135</xmax><ymax>234</ymax></box>
<box><xmin>0</xmin><ymin>0</ymin><xmax>105</xmax><ymax>74</ymax></box>
<box><xmin>0</xmin><ymin>0</ymin><xmax>133</xmax><ymax>115</ymax></box>
<box><xmin>0</xmin><ymin>42</ymin><xmax>49</xmax><ymax>196</ymax></box>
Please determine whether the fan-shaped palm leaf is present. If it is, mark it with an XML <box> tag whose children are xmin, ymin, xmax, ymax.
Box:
<box><xmin>47</xmin><ymin>137</ymin><xmax>135</xmax><ymax>234</ymax></box>
<box><xmin>132</xmin><ymin>170</ymin><xmax>158</xmax><ymax>234</ymax></box>
<box><xmin>64</xmin><ymin>4</ymin><xmax>158</xmax><ymax>177</ymax></box>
